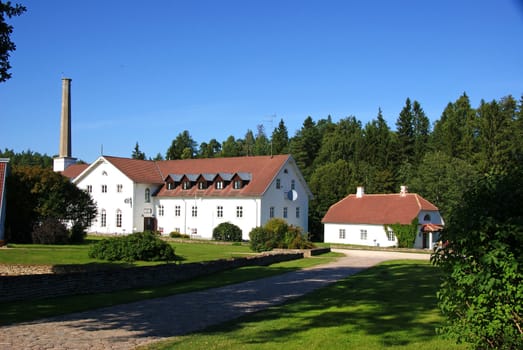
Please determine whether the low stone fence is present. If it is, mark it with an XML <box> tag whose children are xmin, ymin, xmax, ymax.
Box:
<box><xmin>0</xmin><ymin>252</ymin><xmax>303</xmax><ymax>303</ymax></box>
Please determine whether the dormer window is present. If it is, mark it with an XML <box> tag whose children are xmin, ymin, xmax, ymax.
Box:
<box><xmin>167</xmin><ymin>182</ymin><xmax>175</xmax><ymax>190</ymax></box>
<box><xmin>233</xmin><ymin>179</ymin><xmax>242</xmax><ymax>189</ymax></box>
<box><xmin>198</xmin><ymin>181</ymin><xmax>207</xmax><ymax>190</ymax></box>
<box><xmin>182</xmin><ymin>181</ymin><xmax>191</xmax><ymax>190</ymax></box>
<box><xmin>216</xmin><ymin>180</ymin><xmax>223</xmax><ymax>190</ymax></box>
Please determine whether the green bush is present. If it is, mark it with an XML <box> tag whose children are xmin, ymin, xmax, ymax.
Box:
<box><xmin>213</xmin><ymin>222</ymin><xmax>243</xmax><ymax>242</ymax></box>
<box><xmin>249</xmin><ymin>218</ymin><xmax>315</xmax><ymax>252</ymax></box>
<box><xmin>31</xmin><ymin>218</ymin><xmax>69</xmax><ymax>244</ymax></box>
<box><xmin>169</xmin><ymin>231</ymin><xmax>190</xmax><ymax>239</ymax></box>
<box><xmin>88</xmin><ymin>231</ymin><xmax>176</xmax><ymax>262</ymax></box>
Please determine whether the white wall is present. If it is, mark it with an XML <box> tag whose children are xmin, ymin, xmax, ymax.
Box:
<box><xmin>324</xmin><ymin>223</ymin><xmax>397</xmax><ymax>247</ymax></box>
<box><xmin>156</xmin><ymin>197</ymin><xmax>261</xmax><ymax>240</ymax></box>
<box><xmin>260</xmin><ymin>162</ymin><xmax>309</xmax><ymax>233</ymax></box>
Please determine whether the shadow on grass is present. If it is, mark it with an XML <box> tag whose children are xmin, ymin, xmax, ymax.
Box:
<box><xmin>194</xmin><ymin>263</ymin><xmax>444</xmax><ymax>348</ymax></box>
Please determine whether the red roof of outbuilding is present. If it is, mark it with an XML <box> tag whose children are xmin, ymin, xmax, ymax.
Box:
<box><xmin>322</xmin><ymin>193</ymin><xmax>439</xmax><ymax>225</ymax></box>
<box><xmin>0</xmin><ymin>160</ymin><xmax>8</xmax><ymax>211</ymax></box>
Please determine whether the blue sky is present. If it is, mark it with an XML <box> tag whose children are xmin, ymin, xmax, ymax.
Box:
<box><xmin>1</xmin><ymin>0</ymin><xmax>522</xmax><ymax>163</ymax></box>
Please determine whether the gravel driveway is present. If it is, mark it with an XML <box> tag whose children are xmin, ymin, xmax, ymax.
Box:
<box><xmin>0</xmin><ymin>249</ymin><xmax>429</xmax><ymax>350</ymax></box>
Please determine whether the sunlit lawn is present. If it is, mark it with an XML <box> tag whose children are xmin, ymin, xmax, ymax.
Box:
<box><xmin>140</xmin><ymin>261</ymin><xmax>466</xmax><ymax>350</ymax></box>
<box><xmin>0</xmin><ymin>236</ymin><xmax>254</xmax><ymax>266</ymax></box>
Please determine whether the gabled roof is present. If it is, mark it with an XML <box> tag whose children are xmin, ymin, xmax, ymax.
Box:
<box><xmin>156</xmin><ymin>155</ymin><xmax>291</xmax><ymax>197</ymax></box>
<box><xmin>102</xmin><ymin>156</ymin><xmax>164</xmax><ymax>184</ymax></box>
<box><xmin>60</xmin><ymin>163</ymin><xmax>89</xmax><ymax>179</ymax></box>
<box><xmin>322</xmin><ymin>193</ymin><xmax>439</xmax><ymax>225</ymax></box>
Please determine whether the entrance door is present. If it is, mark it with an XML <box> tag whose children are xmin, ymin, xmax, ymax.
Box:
<box><xmin>144</xmin><ymin>217</ymin><xmax>156</xmax><ymax>232</ymax></box>
<box><xmin>422</xmin><ymin>232</ymin><xmax>430</xmax><ymax>249</ymax></box>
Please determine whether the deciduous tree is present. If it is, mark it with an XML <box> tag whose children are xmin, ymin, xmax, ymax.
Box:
<box><xmin>0</xmin><ymin>1</ymin><xmax>26</xmax><ymax>82</ymax></box>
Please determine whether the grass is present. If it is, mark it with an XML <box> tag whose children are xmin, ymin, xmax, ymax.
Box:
<box><xmin>0</xmin><ymin>237</ymin><xmax>255</xmax><ymax>266</ymax></box>
<box><xmin>139</xmin><ymin>260</ymin><xmax>466</xmax><ymax>350</ymax></box>
<box><xmin>0</xmin><ymin>252</ymin><xmax>342</xmax><ymax>325</ymax></box>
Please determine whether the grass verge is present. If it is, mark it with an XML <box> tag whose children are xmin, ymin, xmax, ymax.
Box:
<box><xmin>0</xmin><ymin>252</ymin><xmax>341</xmax><ymax>325</ymax></box>
<box><xmin>139</xmin><ymin>260</ymin><xmax>466</xmax><ymax>350</ymax></box>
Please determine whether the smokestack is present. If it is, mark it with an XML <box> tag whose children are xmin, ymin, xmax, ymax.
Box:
<box><xmin>59</xmin><ymin>78</ymin><xmax>72</xmax><ymax>158</ymax></box>
<box><xmin>53</xmin><ymin>78</ymin><xmax>76</xmax><ymax>172</ymax></box>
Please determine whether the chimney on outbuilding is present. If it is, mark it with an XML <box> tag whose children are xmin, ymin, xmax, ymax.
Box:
<box><xmin>53</xmin><ymin>78</ymin><xmax>77</xmax><ymax>172</ymax></box>
<box><xmin>400</xmin><ymin>185</ymin><xmax>408</xmax><ymax>197</ymax></box>
<box><xmin>356</xmin><ymin>186</ymin><xmax>364</xmax><ymax>198</ymax></box>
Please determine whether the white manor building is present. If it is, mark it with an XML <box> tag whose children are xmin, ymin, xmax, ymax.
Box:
<box><xmin>65</xmin><ymin>155</ymin><xmax>312</xmax><ymax>240</ymax></box>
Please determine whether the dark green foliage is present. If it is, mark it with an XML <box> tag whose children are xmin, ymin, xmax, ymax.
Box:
<box><xmin>0</xmin><ymin>1</ymin><xmax>26</xmax><ymax>82</ymax></box>
<box><xmin>249</xmin><ymin>218</ymin><xmax>315</xmax><ymax>252</ymax></box>
<box><xmin>0</xmin><ymin>148</ymin><xmax>53</xmax><ymax>168</ymax></box>
<box><xmin>31</xmin><ymin>218</ymin><xmax>69</xmax><ymax>244</ymax></box>
<box><xmin>88</xmin><ymin>231</ymin><xmax>176</xmax><ymax>262</ymax></box>
<box><xmin>432</xmin><ymin>168</ymin><xmax>523</xmax><ymax>349</ymax></box>
<box><xmin>131</xmin><ymin>142</ymin><xmax>146</xmax><ymax>160</ymax></box>
<box><xmin>5</xmin><ymin>165</ymin><xmax>97</xmax><ymax>243</ymax></box>
<box><xmin>389</xmin><ymin>218</ymin><xmax>418</xmax><ymax>248</ymax></box>
<box><xmin>212</xmin><ymin>222</ymin><xmax>243</xmax><ymax>242</ymax></box>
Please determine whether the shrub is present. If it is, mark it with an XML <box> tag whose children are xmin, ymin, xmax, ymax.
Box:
<box><xmin>249</xmin><ymin>226</ymin><xmax>273</xmax><ymax>252</ymax></box>
<box><xmin>32</xmin><ymin>218</ymin><xmax>69</xmax><ymax>244</ymax></box>
<box><xmin>169</xmin><ymin>231</ymin><xmax>190</xmax><ymax>239</ymax></box>
<box><xmin>69</xmin><ymin>223</ymin><xmax>86</xmax><ymax>243</ymax></box>
<box><xmin>88</xmin><ymin>231</ymin><xmax>176</xmax><ymax>262</ymax></box>
<box><xmin>213</xmin><ymin>222</ymin><xmax>243</xmax><ymax>242</ymax></box>
<box><xmin>249</xmin><ymin>218</ymin><xmax>315</xmax><ymax>252</ymax></box>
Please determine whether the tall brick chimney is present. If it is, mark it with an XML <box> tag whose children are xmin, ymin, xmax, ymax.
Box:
<box><xmin>53</xmin><ymin>78</ymin><xmax>77</xmax><ymax>172</ymax></box>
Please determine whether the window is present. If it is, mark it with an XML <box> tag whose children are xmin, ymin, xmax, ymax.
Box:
<box><xmin>167</xmin><ymin>182</ymin><xmax>175</xmax><ymax>190</ymax></box>
<box><xmin>191</xmin><ymin>228</ymin><xmax>198</xmax><ymax>235</ymax></box>
<box><xmin>100</xmin><ymin>209</ymin><xmax>106</xmax><ymax>227</ymax></box>
<box><xmin>276</xmin><ymin>178</ymin><xmax>281</xmax><ymax>189</ymax></box>
<box><xmin>216</xmin><ymin>181</ymin><xmax>223</xmax><ymax>190</ymax></box>
<box><xmin>158</xmin><ymin>205</ymin><xmax>164</xmax><ymax>216</ymax></box>
<box><xmin>101</xmin><ymin>184</ymin><xmax>107</xmax><ymax>193</ymax></box>
<box><xmin>387</xmin><ymin>229</ymin><xmax>395</xmax><ymax>241</ymax></box>
<box><xmin>183</xmin><ymin>181</ymin><xmax>191</xmax><ymax>190</ymax></box>
<box><xmin>360</xmin><ymin>229</ymin><xmax>367</xmax><ymax>240</ymax></box>
<box><xmin>423</xmin><ymin>214</ymin><xmax>431</xmax><ymax>221</ymax></box>
<box><xmin>236</xmin><ymin>206</ymin><xmax>243</xmax><ymax>218</ymax></box>
<box><xmin>175</xmin><ymin>205</ymin><xmax>181</xmax><ymax>217</ymax></box>
<box><xmin>116</xmin><ymin>184</ymin><xmax>123</xmax><ymax>193</ymax></box>
<box><xmin>198</xmin><ymin>181</ymin><xmax>207</xmax><ymax>190</ymax></box>
<box><xmin>192</xmin><ymin>206</ymin><xmax>198</xmax><ymax>217</ymax></box>
<box><xmin>283</xmin><ymin>207</ymin><xmax>288</xmax><ymax>218</ymax></box>
<box><xmin>291</xmin><ymin>180</ymin><xmax>296</xmax><ymax>190</ymax></box>
<box><xmin>339</xmin><ymin>229</ymin><xmax>346</xmax><ymax>239</ymax></box>
<box><xmin>217</xmin><ymin>206</ymin><xmax>223</xmax><ymax>218</ymax></box>
<box><xmin>86</xmin><ymin>185</ymin><xmax>92</xmax><ymax>193</ymax></box>
<box><xmin>145</xmin><ymin>188</ymin><xmax>150</xmax><ymax>203</ymax></box>
<box><xmin>233</xmin><ymin>180</ymin><xmax>242</xmax><ymax>189</ymax></box>
<box><xmin>296</xmin><ymin>207</ymin><xmax>300</xmax><ymax>218</ymax></box>
<box><xmin>269</xmin><ymin>207</ymin><xmax>275</xmax><ymax>218</ymax></box>
<box><xmin>116</xmin><ymin>209</ymin><xmax>122</xmax><ymax>228</ymax></box>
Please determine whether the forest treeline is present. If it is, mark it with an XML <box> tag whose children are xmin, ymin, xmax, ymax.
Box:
<box><xmin>3</xmin><ymin>93</ymin><xmax>523</xmax><ymax>238</ymax></box>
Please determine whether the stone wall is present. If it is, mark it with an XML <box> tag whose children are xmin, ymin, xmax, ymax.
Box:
<box><xmin>0</xmin><ymin>252</ymin><xmax>303</xmax><ymax>302</ymax></box>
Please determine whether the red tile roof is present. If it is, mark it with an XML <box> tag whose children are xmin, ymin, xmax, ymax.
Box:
<box><xmin>60</xmin><ymin>163</ymin><xmax>89</xmax><ymax>179</ymax></box>
<box><xmin>156</xmin><ymin>155</ymin><xmax>290</xmax><ymax>197</ymax></box>
<box><xmin>322</xmin><ymin>193</ymin><xmax>439</xmax><ymax>225</ymax></box>
<box><xmin>103</xmin><ymin>156</ymin><xmax>164</xmax><ymax>184</ymax></box>
<box><xmin>0</xmin><ymin>160</ymin><xmax>8</xmax><ymax>212</ymax></box>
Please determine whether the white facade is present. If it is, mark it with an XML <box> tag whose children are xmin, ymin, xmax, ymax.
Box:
<box><xmin>324</xmin><ymin>209</ymin><xmax>444</xmax><ymax>249</ymax></box>
<box><xmin>72</xmin><ymin>155</ymin><xmax>311</xmax><ymax>240</ymax></box>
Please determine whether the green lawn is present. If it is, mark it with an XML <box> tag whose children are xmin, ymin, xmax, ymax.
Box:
<box><xmin>139</xmin><ymin>261</ymin><xmax>466</xmax><ymax>350</ymax></box>
<box><xmin>0</xmin><ymin>237</ymin><xmax>254</xmax><ymax>266</ymax></box>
